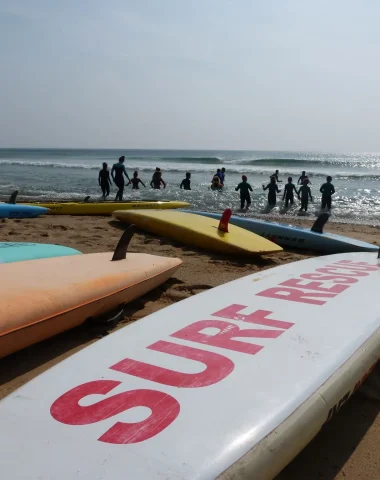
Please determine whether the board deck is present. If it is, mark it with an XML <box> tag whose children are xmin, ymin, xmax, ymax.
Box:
<box><xmin>1</xmin><ymin>252</ymin><xmax>379</xmax><ymax>479</ymax></box>
<box><xmin>0</xmin><ymin>242</ymin><xmax>81</xmax><ymax>263</ymax></box>
<box><xmin>21</xmin><ymin>200</ymin><xmax>190</xmax><ymax>215</ymax></box>
<box><xmin>0</xmin><ymin>203</ymin><xmax>48</xmax><ymax>219</ymax></box>
<box><xmin>0</xmin><ymin>252</ymin><xmax>182</xmax><ymax>358</ymax></box>
<box><xmin>112</xmin><ymin>209</ymin><xmax>282</xmax><ymax>255</ymax></box>
<box><xmin>186</xmin><ymin>211</ymin><xmax>379</xmax><ymax>253</ymax></box>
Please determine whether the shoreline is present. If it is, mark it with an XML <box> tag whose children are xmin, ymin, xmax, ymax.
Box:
<box><xmin>0</xmin><ymin>214</ymin><xmax>379</xmax><ymax>479</ymax></box>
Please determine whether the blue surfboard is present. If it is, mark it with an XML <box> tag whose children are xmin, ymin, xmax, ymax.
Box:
<box><xmin>0</xmin><ymin>242</ymin><xmax>81</xmax><ymax>264</ymax></box>
<box><xmin>183</xmin><ymin>211</ymin><xmax>379</xmax><ymax>254</ymax></box>
<box><xmin>0</xmin><ymin>204</ymin><xmax>48</xmax><ymax>219</ymax></box>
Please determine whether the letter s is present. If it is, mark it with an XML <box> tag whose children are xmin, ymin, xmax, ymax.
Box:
<box><xmin>50</xmin><ymin>380</ymin><xmax>180</xmax><ymax>444</ymax></box>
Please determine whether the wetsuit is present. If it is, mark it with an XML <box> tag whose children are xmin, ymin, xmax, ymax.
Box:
<box><xmin>298</xmin><ymin>175</ymin><xmax>310</xmax><ymax>185</ymax></box>
<box><xmin>112</xmin><ymin>162</ymin><xmax>129</xmax><ymax>201</ymax></box>
<box><xmin>235</xmin><ymin>181</ymin><xmax>253</xmax><ymax>209</ymax></box>
<box><xmin>98</xmin><ymin>169</ymin><xmax>111</xmax><ymax>198</ymax></box>
<box><xmin>180</xmin><ymin>178</ymin><xmax>191</xmax><ymax>190</ymax></box>
<box><xmin>320</xmin><ymin>182</ymin><xmax>335</xmax><ymax>210</ymax></box>
<box><xmin>150</xmin><ymin>172</ymin><xmax>166</xmax><ymax>189</ymax></box>
<box><xmin>283</xmin><ymin>182</ymin><xmax>298</xmax><ymax>207</ymax></box>
<box><xmin>264</xmin><ymin>183</ymin><xmax>280</xmax><ymax>206</ymax></box>
<box><xmin>299</xmin><ymin>185</ymin><xmax>312</xmax><ymax>211</ymax></box>
<box><xmin>130</xmin><ymin>177</ymin><xmax>144</xmax><ymax>190</ymax></box>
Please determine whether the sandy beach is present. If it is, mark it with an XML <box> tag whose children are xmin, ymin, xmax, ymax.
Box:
<box><xmin>0</xmin><ymin>214</ymin><xmax>379</xmax><ymax>480</ymax></box>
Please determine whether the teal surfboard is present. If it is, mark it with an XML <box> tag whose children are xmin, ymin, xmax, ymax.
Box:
<box><xmin>0</xmin><ymin>242</ymin><xmax>81</xmax><ymax>264</ymax></box>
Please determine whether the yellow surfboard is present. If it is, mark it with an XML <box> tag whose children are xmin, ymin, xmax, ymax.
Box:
<box><xmin>20</xmin><ymin>200</ymin><xmax>190</xmax><ymax>215</ymax></box>
<box><xmin>112</xmin><ymin>209</ymin><xmax>282</xmax><ymax>255</ymax></box>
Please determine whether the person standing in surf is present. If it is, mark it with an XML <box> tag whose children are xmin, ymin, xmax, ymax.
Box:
<box><xmin>180</xmin><ymin>172</ymin><xmax>191</xmax><ymax>190</ymax></box>
<box><xmin>150</xmin><ymin>168</ymin><xmax>166</xmax><ymax>189</ymax></box>
<box><xmin>270</xmin><ymin>170</ymin><xmax>282</xmax><ymax>183</ymax></box>
<box><xmin>283</xmin><ymin>177</ymin><xmax>300</xmax><ymax>207</ymax></box>
<box><xmin>235</xmin><ymin>175</ymin><xmax>253</xmax><ymax>209</ymax></box>
<box><xmin>298</xmin><ymin>178</ymin><xmax>313</xmax><ymax>211</ymax></box>
<box><xmin>263</xmin><ymin>176</ymin><xmax>281</xmax><ymax>206</ymax></box>
<box><xmin>320</xmin><ymin>176</ymin><xmax>335</xmax><ymax>210</ymax></box>
<box><xmin>98</xmin><ymin>162</ymin><xmax>112</xmax><ymax>200</ymax></box>
<box><xmin>111</xmin><ymin>156</ymin><xmax>130</xmax><ymax>201</ymax></box>
<box><xmin>298</xmin><ymin>170</ymin><xmax>312</xmax><ymax>185</ymax></box>
<box><xmin>220</xmin><ymin>167</ymin><xmax>226</xmax><ymax>185</ymax></box>
<box><xmin>127</xmin><ymin>171</ymin><xmax>146</xmax><ymax>190</ymax></box>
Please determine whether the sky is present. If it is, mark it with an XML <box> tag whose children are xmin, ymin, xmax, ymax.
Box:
<box><xmin>0</xmin><ymin>0</ymin><xmax>380</xmax><ymax>151</ymax></box>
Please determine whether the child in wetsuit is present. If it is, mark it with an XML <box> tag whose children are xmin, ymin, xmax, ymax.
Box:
<box><xmin>128</xmin><ymin>171</ymin><xmax>146</xmax><ymax>189</ymax></box>
<box><xmin>98</xmin><ymin>162</ymin><xmax>111</xmax><ymax>200</ymax></box>
<box><xmin>150</xmin><ymin>168</ymin><xmax>166</xmax><ymax>189</ymax></box>
<box><xmin>298</xmin><ymin>178</ymin><xmax>312</xmax><ymax>211</ymax></box>
<box><xmin>283</xmin><ymin>177</ymin><xmax>299</xmax><ymax>207</ymax></box>
<box><xmin>210</xmin><ymin>175</ymin><xmax>222</xmax><ymax>191</ymax></box>
<box><xmin>263</xmin><ymin>176</ymin><xmax>281</xmax><ymax>206</ymax></box>
<box><xmin>180</xmin><ymin>172</ymin><xmax>191</xmax><ymax>190</ymax></box>
<box><xmin>320</xmin><ymin>176</ymin><xmax>335</xmax><ymax>210</ymax></box>
<box><xmin>235</xmin><ymin>175</ymin><xmax>253</xmax><ymax>209</ymax></box>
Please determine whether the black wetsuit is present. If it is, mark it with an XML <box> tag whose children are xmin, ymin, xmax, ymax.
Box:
<box><xmin>320</xmin><ymin>182</ymin><xmax>335</xmax><ymax>209</ymax></box>
<box><xmin>180</xmin><ymin>178</ymin><xmax>191</xmax><ymax>190</ymax></box>
<box><xmin>283</xmin><ymin>182</ymin><xmax>297</xmax><ymax>207</ymax></box>
<box><xmin>299</xmin><ymin>185</ymin><xmax>312</xmax><ymax>211</ymax></box>
<box><xmin>99</xmin><ymin>169</ymin><xmax>110</xmax><ymax>198</ymax></box>
<box><xmin>264</xmin><ymin>183</ymin><xmax>280</xmax><ymax>206</ymax></box>
<box><xmin>235</xmin><ymin>181</ymin><xmax>253</xmax><ymax>209</ymax></box>
<box><xmin>130</xmin><ymin>177</ymin><xmax>143</xmax><ymax>190</ymax></box>
<box><xmin>112</xmin><ymin>162</ymin><xmax>128</xmax><ymax>201</ymax></box>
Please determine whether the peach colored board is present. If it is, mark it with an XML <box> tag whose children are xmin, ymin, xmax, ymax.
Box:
<box><xmin>0</xmin><ymin>253</ymin><xmax>182</xmax><ymax>358</ymax></box>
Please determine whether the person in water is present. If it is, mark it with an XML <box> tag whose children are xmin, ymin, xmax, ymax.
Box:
<box><xmin>270</xmin><ymin>170</ymin><xmax>282</xmax><ymax>183</ymax></box>
<box><xmin>212</xmin><ymin>168</ymin><xmax>223</xmax><ymax>184</ymax></box>
<box><xmin>220</xmin><ymin>167</ymin><xmax>226</xmax><ymax>185</ymax></box>
<box><xmin>298</xmin><ymin>178</ymin><xmax>313</xmax><ymax>211</ymax></box>
<box><xmin>150</xmin><ymin>168</ymin><xmax>166</xmax><ymax>189</ymax></box>
<box><xmin>320</xmin><ymin>175</ymin><xmax>335</xmax><ymax>210</ymax></box>
<box><xmin>98</xmin><ymin>162</ymin><xmax>111</xmax><ymax>200</ymax></box>
<box><xmin>298</xmin><ymin>171</ymin><xmax>311</xmax><ymax>185</ymax></box>
<box><xmin>263</xmin><ymin>176</ymin><xmax>281</xmax><ymax>206</ymax></box>
<box><xmin>180</xmin><ymin>172</ymin><xmax>191</xmax><ymax>190</ymax></box>
<box><xmin>127</xmin><ymin>171</ymin><xmax>146</xmax><ymax>190</ymax></box>
<box><xmin>283</xmin><ymin>176</ymin><xmax>300</xmax><ymax>207</ymax></box>
<box><xmin>210</xmin><ymin>175</ymin><xmax>223</xmax><ymax>191</ymax></box>
<box><xmin>235</xmin><ymin>175</ymin><xmax>253</xmax><ymax>209</ymax></box>
<box><xmin>111</xmin><ymin>156</ymin><xmax>130</xmax><ymax>201</ymax></box>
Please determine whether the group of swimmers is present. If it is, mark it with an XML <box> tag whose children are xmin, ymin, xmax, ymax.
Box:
<box><xmin>98</xmin><ymin>158</ymin><xmax>335</xmax><ymax>211</ymax></box>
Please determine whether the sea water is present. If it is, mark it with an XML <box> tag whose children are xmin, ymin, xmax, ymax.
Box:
<box><xmin>1</xmin><ymin>149</ymin><xmax>380</xmax><ymax>225</ymax></box>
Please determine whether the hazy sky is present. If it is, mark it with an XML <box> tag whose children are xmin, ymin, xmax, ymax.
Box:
<box><xmin>1</xmin><ymin>0</ymin><xmax>380</xmax><ymax>151</ymax></box>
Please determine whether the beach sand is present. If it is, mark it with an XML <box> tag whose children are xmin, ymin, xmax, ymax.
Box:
<box><xmin>0</xmin><ymin>214</ymin><xmax>379</xmax><ymax>479</ymax></box>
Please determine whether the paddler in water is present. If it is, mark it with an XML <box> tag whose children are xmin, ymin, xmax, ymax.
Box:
<box><xmin>283</xmin><ymin>176</ymin><xmax>300</xmax><ymax>208</ymax></box>
<box><xmin>111</xmin><ymin>156</ymin><xmax>130</xmax><ymax>201</ymax></box>
<box><xmin>220</xmin><ymin>167</ymin><xmax>226</xmax><ymax>185</ymax></box>
<box><xmin>235</xmin><ymin>175</ymin><xmax>253</xmax><ymax>209</ymax></box>
<box><xmin>270</xmin><ymin>169</ymin><xmax>282</xmax><ymax>183</ymax></box>
<box><xmin>127</xmin><ymin>171</ymin><xmax>146</xmax><ymax>189</ymax></box>
<box><xmin>298</xmin><ymin>178</ymin><xmax>313</xmax><ymax>211</ymax></box>
<box><xmin>320</xmin><ymin>175</ymin><xmax>335</xmax><ymax>211</ymax></box>
<box><xmin>263</xmin><ymin>176</ymin><xmax>281</xmax><ymax>206</ymax></box>
<box><xmin>180</xmin><ymin>172</ymin><xmax>191</xmax><ymax>190</ymax></box>
<box><xmin>298</xmin><ymin>171</ymin><xmax>312</xmax><ymax>185</ymax></box>
<box><xmin>98</xmin><ymin>162</ymin><xmax>112</xmax><ymax>200</ymax></box>
<box><xmin>210</xmin><ymin>175</ymin><xmax>223</xmax><ymax>191</ymax></box>
<box><xmin>150</xmin><ymin>168</ymin><xmax>166</xmax><ymax>189</ymax></box>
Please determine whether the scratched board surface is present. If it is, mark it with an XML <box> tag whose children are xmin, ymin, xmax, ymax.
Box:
<box><xmin>1</xmin><ymin>253</ymin><xmax>380</xmax><ymax>479</ymax></box>
<box><xmin>186</xmin><ymin>211</ymin><xmax>379</xmax><ymax>253</ymax></box>
<box><xmin>0</xmin><ymin>242</ymin><xmax>81</xmax><ymax>263</ymax></box>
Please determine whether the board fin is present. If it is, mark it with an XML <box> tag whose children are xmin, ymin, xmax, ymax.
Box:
<box><xmin>311</xmin><ymin>213</ymin><xmax>329</xmax><ymax>234</ymax></box>
<box><xmin>218</xmin><ymin>208</ymin><xmax>232</xmax><ymax>233</ymax></box>
<box><xmin>112</xmin><ymin>225</ymin><xmax>136</xmax><ymax>261</ymax></box>
<box><xmin>83</xmin><ymin>196</ymin><xmax>91</xmax><ymax>203</ymax></box>
<box><xmin>8</xmin><ymin>190</ymin><xmax>18</xmax><ymax>204</ymax></box>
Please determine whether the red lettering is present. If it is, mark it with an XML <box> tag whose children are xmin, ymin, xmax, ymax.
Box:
<box><xmin>171</xmin><ymin>320</ymin><xmax>283</xmax><ymax>356</ymax></box>
<box><xmin>280</xmin><ymin>278</ymin><xmax>349</xmax><ymax>295</ymax></box>
<box><xmin>110</xmin><ymin>340</ymin><xmax>234</xmax><ymax>388</ymax></box>
<box><xmin>300</xmin><ymin>273</ymin><xmax>357</xmax><ymax>284</ymax></box>
<box><xmin>333</xmin><ymin>260</ymin><xmax>379</xmax><ymax>271</ymax></box>
<box><xmin>316</xmin><ymin>267</ymin><xmax>368</xmax><ymax>277</ymax></box>
<box><xmin>50</xmin><ymin>380</ymin><xmax>180</xmax><ymax>444</ymax></box>
<box><xmin>211</xmin><ymin>304</ymin><xmax>294</xmax><ymax>330</ymax></box>
<box><xmin>256</xmin><ymin>286</ymin><xmax>332</xmax><ymax>305</ymax></box>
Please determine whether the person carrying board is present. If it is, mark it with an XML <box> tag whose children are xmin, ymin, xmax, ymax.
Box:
<box><xmin>320</xmin><ymin>176</ymin><xmax>335</xmax><ymax>210</ymax></box>
<box><xmin>283</xmin><ymin>177</ymin><xmax>300</xmax><ymax>207</ymax></box>
<box><xmin>263</xmin><ymin>176</ymin><xmax>281</xmax><ymax>206</ymax></box>
<box><xmin>235</xmin><ymin>175</ymin><xmax>253</xmax><ymax>209</ymax></box>
<box><xmin>298</xmin><ymin>178</ymin><xmax>313</xmax><ymax>212</ymax></box>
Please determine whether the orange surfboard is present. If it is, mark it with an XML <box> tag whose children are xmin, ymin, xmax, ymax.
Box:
<box><xmin>0</xmin><ymin>229</ymin><xmax>182</xmax><ymax>358</ymax></box>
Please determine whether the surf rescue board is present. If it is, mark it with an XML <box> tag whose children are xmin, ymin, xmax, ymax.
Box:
<box><xmin>1</xmin><ymin>252</ymin><xmax>379</xmax><ymax>479</ymax></box>
<box><xmin>0</xmin><ymin>242</ymin><xmax>81</xmax><ymax>263</ymax></box>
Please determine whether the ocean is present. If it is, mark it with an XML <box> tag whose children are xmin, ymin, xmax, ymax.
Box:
<box><xmin>1</xmin><ymin>148</ymin><xmax>380</xmax><ymax>225</ymax></box>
